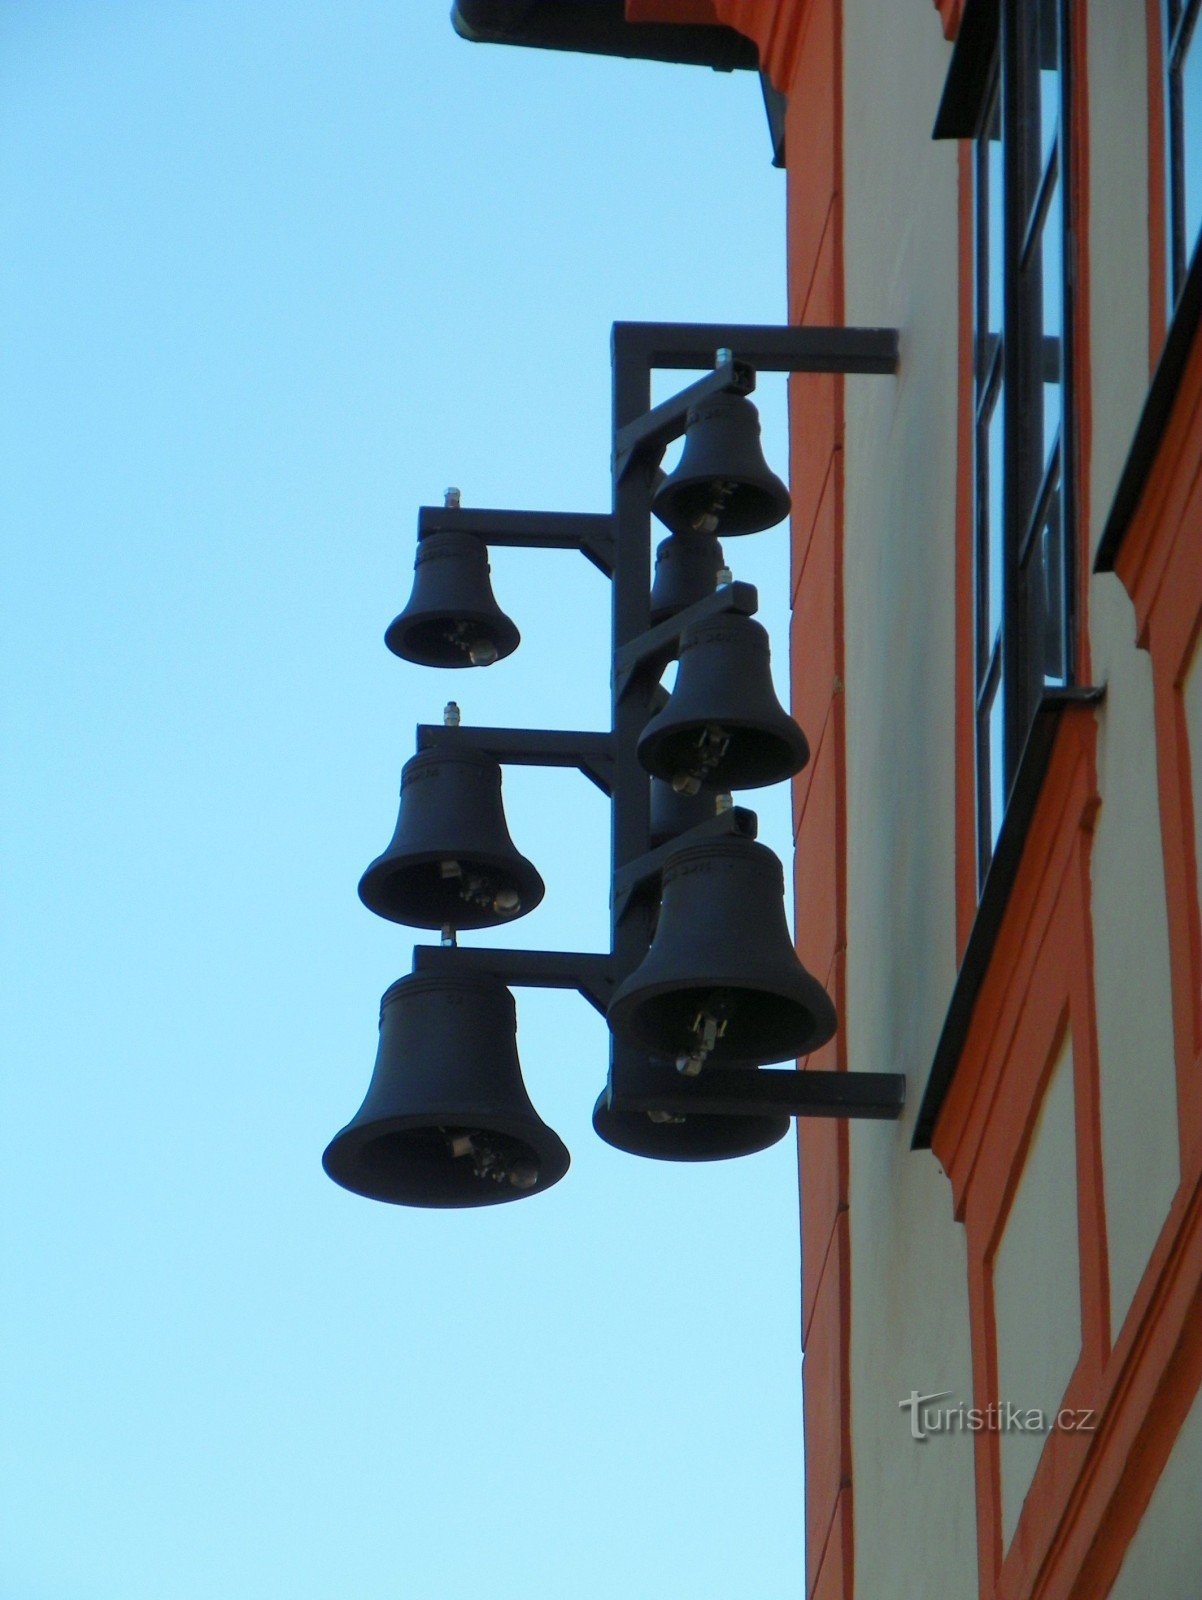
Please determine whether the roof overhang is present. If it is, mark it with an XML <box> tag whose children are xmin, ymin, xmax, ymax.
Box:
<box><xmin>450</xmin><ymin>1</ymin><xmax>759</xmax><ymax>72</ymax></box>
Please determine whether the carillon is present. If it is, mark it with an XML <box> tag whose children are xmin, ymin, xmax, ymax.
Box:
<box><xmin>324</xmin><ymin>322</ymin><xmax>906</xmax><ymax>1210</ymax></box>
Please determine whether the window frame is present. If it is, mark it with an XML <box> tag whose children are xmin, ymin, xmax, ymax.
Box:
<box><xmin>1165</xmin><ymin>0</ymin><xmax>1202</xmax><ymax>301</ymax></box>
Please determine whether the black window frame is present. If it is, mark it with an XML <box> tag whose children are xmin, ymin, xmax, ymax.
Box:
<box><xmin>943</xmin><ymin>0</ymin><xmax>1077</xmax><ymax>886</ymax></box>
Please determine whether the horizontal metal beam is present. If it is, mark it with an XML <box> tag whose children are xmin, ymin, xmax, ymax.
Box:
<box><xmin>612</xmin><ymin>322</ymin><xmax>900</xmax><ymax>376</ymax></box>
<box><xmin>626</xmin><ymin>1068</ymin><xmax>907</xmax><ymax>1121</ymax></box>
<box><xmin>412</xmin><ymin>942</ymin><xmax>616</xmax><ymax>1015</ymax></box>
<box><xmin>417</xmin><ymin>505</ymin><xmax>616</xmax><ymax>577</ymax></box>
<box><xmin>417</xmin><ymin>723</ymin><xmax>615</xmax><ymax>795</ymax></box>
<box><xmin>613</xmin><ymin>581</ymin><xmax>759</xmax><ymax>701</ymax></box>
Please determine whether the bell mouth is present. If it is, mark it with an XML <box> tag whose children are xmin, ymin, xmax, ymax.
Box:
<box><xmin>384</xmin><ymin>612</ymin><xmax>520</xmax><ymax>669</ymax></box>
<box><xmin>608</xmin><ymin>980</ymin><xmax>837</xmax><ymax>1065</ymax></box>
<box><xmin>323</xmin><ymin>1118</ymin><xmax>570</xmax><ymax>1208</ymax></box>
<box><xmin>592</xmin><ymin>1089</ymin><xmax>789</xmax><ymax>1162</ymax></box>
<box><xmin>640</xmin><ymin>720</ymin><xmax>809</xmax><ymax>792</ymax></box>
<box><xmin>652</xmin><ymin>480</ymin><xmax>790</xmax><ymax>539</ymax></box>
<box><xmin>358</xmin><ymin>852</ymin><xmax>545</xmax><ymax>930</ymax></box>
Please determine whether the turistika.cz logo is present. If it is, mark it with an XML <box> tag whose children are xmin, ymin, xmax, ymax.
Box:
<box><xmin>899</xmin><ymin>1390</ymin><xmax>1097</xmax><ymax>1442</ymax></box>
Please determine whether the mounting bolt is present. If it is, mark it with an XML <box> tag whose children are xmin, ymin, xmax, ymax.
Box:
<box><xmin>444</xmin><ymin>486</ymin><xmax>461</xmax><ymax>509</ymax></box>
<box><xmin>443</xmin><ymin>701</ymin><xmax>461</xmax><ymax>727</ymax></box>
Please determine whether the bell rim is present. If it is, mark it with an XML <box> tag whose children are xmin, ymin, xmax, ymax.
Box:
<box><xmin>383</xmin><ymin>607</ymin><xmax>521</xmax><ymax>667</ymax></box>
<box><xmin>607</xmin><ymin>973</ymin><xmax>838</xmax><ymax>1065</ymax></box>
<box><xmin>357</xmin><ymin>847</ymin><xmax>546</xmax><ymax>929</ymax></box>
<box><xmin>323</xmin><ymin>1111</ymin><xmax>570</xmax><ymax>1208</ymax></box>
<box><xmin>637</xmin><ymin>717</ymin><xmax>810</xmax><ymax>790</ymax></box>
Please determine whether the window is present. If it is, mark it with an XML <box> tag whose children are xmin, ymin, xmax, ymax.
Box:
<box><xmin>1165</xmin><ymin>0</ymin><xmax>1202</xmax><ymax>303</ymax></box>
<box><xmin>971</xmin><ymin>0</ymin><xmax>1073</xmax><ymax>881</ymax></box>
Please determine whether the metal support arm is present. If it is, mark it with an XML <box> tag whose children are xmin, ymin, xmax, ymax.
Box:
<box><xmin>417</xmin><ymin>504</ymin><xmax>617</xmax><ymax>578</ymax></box>
<box><xmin>413</xmin><ymin>943</ymin><xmax>615</xmax><ymax>1015</ymax></box>
<box><xmin>613</xmin><ymin>581</ymin><xmax>759</xmax><ymax>701</ymax></box>
<box><xmin>417</xmin><ymin>722</ymin><xmax>615</xmax><ymax>795</ymax></box>
<box><xmin>625</xmin><ymin>1068</ymin><xmax>907</xmax><ymax>1121</ymax></box>
<box><xmin>612</xmin><ymin>353</ymin><xmax>753</xmax><ymax>481</ymax></box>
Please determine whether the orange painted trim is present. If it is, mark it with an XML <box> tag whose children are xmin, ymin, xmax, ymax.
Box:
<box><xmin>933</xmin><ymin>0</ymin><xmax>966</xmax><ymax>41</ymax></box>
<box><xmin>955</xmin><ymin>140</ymin><xmax>978</xmax><ymax>958</ymax></box>
<box><xmin>1147</xmin><ymin>0</ymin><xmax>1169</xmax><ymax>363</ymax></box>
<box><xmin>932</xmin><ymin>709</ymin><xmax>1106</xmax><ymax>1596</ymax></box>
<box><xmin>1112</xmin><ymin>301</ymin><xmax>1202</xmax><ymax>1181</ymax></box>
<box><xmin>624</xmin><ymin>0</ymin><xmax>722</xmax><ymax>25</ymax></box>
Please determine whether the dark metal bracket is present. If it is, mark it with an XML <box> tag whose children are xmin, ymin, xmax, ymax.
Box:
<box><xmin>413</xmin><ymin>943</ymin><xmax>616</xmax><ymax>1016</ymax></box>
<box><xmin>613</xmin><ymin>355</ymin><xmax>754</xmax><ymax>482</ymax></box>
<box><xmin>611</xmin><ymin>322</ymin><xmax>900</xmax><ymax>377</ymax></box>
<box><xmin>621</xmin><ymin>1067</ymin><xmax>907</xmax><ymax>1121</ymax></box>
<box><xmin>417</xmin><ymin>722</ymin><xmax>615</xmax><ymax>796</ymax></box>
<box><xmin>611</xmin><ymin>806</ymin><xmax>758</xmax><ymax>924</ymax></box>
<box><xmin>417</xmin><ymin>505</ymin><xmax>617</xmax><ymax>579</ymax></box>
<box><xmin>613</xmin><ymin>581</ymin><xmax>759</xmax><ymax>702</ymax></box>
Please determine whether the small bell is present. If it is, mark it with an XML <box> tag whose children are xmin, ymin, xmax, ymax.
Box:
<box><xmin>638</xmin><ymin>613</ymin><xmax>809</xmax><ymax>793</ymax></box>
<box><xmin>652</xmin><ymin>392</ymin><xmax>790</xmax><ymax>538</ymax></box>
<box><xmin>607</xmin><ymin>835</ymin><xmax>836</xmax><ymax>1065</ymax></box>
<box><xmin>323</xmin><ymin>974</ymin><xmax>569</xmax><ymax>1207</ymax></box>
<box><xmin>359</xmin><ymin>746</ymin><xmax>544</xmax><ymax>929</ymax></box>
<box><xmin>385</xmin><ymin>529</ymin><xmax>520</xmax><ymax>668</ymax></box>
<box><xmin>648</xmin><ymin>533</ymin><xmax>725</xmax><ymax>627</ymax></box>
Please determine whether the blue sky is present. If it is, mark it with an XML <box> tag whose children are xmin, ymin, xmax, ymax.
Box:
<box><xmin>1</xmin><ymin>5</ymin><xmax>807</xmax><ymax>1597</ymax></box>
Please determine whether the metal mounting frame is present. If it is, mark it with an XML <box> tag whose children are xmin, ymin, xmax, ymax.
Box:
<box><xmin>405</xmin><ymin>321</ymin><xmax>905</xmax><ymax>1127</ymax></box>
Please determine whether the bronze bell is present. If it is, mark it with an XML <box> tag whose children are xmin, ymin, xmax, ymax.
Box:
<box><xmin>651</xmin><ymin>392</ymin><xmax>790</xmax><ymax>538</ymax></box>
<box><xmin>638</xmin><ymin>612</ymin><xmax>809</xmax><ymax>793</ymax></box>
<box><xmin>385</xmin><ymin>530</ymin><xmax>520</xmax><ymax>668</ymax></box>
<box><xmin>607</xmin><ymin>835</ymin><xmax>836</xmax><ymax>1065</ymax></box>
<box><xmin>648</xmin><ymin>533</ymin><xmax>724</xmax><ymax>627</ymax></box>
<box><xmin>359</xmin><ymin>746</ymin><xmax>544</xmax><ymax>929</ymax></box>
<box><xmin>592</xmin><ymin>1050</ymin><xmax>789</xmax><ymax>1162</ymax></box>
<box><xmin>323</xmin><ymin>973</ymin><xmax>569</xmax><ymax>1207</ymax></box>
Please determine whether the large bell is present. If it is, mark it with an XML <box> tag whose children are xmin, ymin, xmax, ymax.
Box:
<box><xmin>385</xmin><ymin>529</ymin><xmax>520</xmax><ymax>668</ymax></box>
<box><xmin>359</xmin><ymin>746</ymin><xmax>544</xmax><ymax>929</ymax></box>
<box><xmin>638</xmin><ymin>613</ymin><xmax>809</xmax><ymax>793</ymax></box>
<box><xmin>651</xmin><ymin>392</ymin><xmax>790</xmax><ymax>538</ymax></box>
<box><xmin>608</xmin><ymin>835</ymin><xmax>836</xmax><ymax>1065</ymax></box>
<box><xmin>648</xmin><ymin>533</ymin><xmax>724</xmax><ymax>627</ymax></box>
<box><xmin>592</xmin><ymin>1049</ymin><xmax>789</xmax><ymax>1162</ymax></box>
<box><xmin>324</xmin><ymin>973</ymin><xmax>569</xmax><ymax>1207</ymax></box>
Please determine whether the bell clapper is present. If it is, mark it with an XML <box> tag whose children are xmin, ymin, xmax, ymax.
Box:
<box><xmin>467</xmin><ymin>638</ymin><xmax>498</xmax><ymax>667</ymax></box>
<box><xmin>676</xmin><ymin>997</ymin><xmax>730</xmax><ymax>1076</ymax></box>
<box><xmin>648</xmin><ymin>1109</ymin><xmax>687</xmax><ymax>1125</ymax></box>
<box><xmin>507</xmin><ymin>1157</ymin><xmax>540</xmax><ymax>1191</ymax></box>
<box><xmin>440</xmin><ymin>859</ymin><xmax>463</xmax><ymax>879</ymax></box>
<box><xmin>447</xmin><ymin>1127</ymin><xmax>539</xmax><ymax>1190</ymax></box>
<box><xmin>671</xmin><ymin>722</ymin><xmax>731</xmax><ymax>795</ymax></box>
<box><xmin>492</xmin><ymin>887</ymin><xmax>521</xmax><ymax>916</ymax></box>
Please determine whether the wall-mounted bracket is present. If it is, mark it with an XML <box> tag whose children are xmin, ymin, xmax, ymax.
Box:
<box><xmin>417</xmin><ymin>722</ymin><xmax>615</xmax><ymax>795</ymax></box>
<box><xmin>413</xmin><ymin>942</ymin><xmax>616</xmax><ymax>1016</ymax></box>
<box><xmin>611</xmin><ymin>805</ymin><xmax>758</xmax><ymax>923</ymax></box>
<box><xmin>613</xmin><ymin>581</ymin><xmax>759</xmax><ymax>702</ymax></box>
<box><xmin>620</xmin><ymin>1066</ymin><xmax>907</xmax><ymax>1121</ymax></box>
<box><xmin>613</xmin><ymin>354</ymin><xmax>753</xmax><ymax>483</ymax></box>
<box><xmin>417</xmin><ymin>504</ymin><xmax>617</xmax><ymax>578</ymax></box>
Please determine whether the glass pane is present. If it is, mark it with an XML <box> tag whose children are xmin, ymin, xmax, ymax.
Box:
<box><xmin>988</xmin><ymin>673</ymin><xmax>1007</xmax><ymax>852</ymax></box>
<box><xmin>987</xmin><ymin>97</ymin><xmax>1004</xmax><ymax>334</ymax></box>
<box><xmin>1039</xmin><ymin>474</ymin><xmax>1067</xmax><ymax>685</ymax></box>
<box><xmin>1037</xmin><ymin>0</ymin><xmax>1061</xmax><ymax>173</ymax></box>
<box><xmin>986</xmin><ymin>389</ymin><xmax>1005</xmax><ymax>644</ymax></box>
<box><xmin>1041</xmin><ymin>174</ymin><xmax>1063</xmax><ymax>464</ymax></box>
<box><xmin>1183</xmin><ymin>13</ymin><xmax>1202</xmax><ymax>273</ymax></box>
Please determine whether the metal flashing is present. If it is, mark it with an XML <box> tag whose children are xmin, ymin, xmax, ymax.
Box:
<box><xmin>450</xmin><ymin>0</ymin><xmax>758</xmax><ymax>71</ymax></box>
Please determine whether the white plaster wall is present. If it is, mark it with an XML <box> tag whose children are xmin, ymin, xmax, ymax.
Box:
<box><xmin>1089</xmin><ymin>576</ymin><xmax>1181</xmax><ymax>1339</ymax></box>
<box><xmin>1086</xmin><ymin>0</ymin><xmax>1151</xmax><ymax>559</ymax></box>
<box><xmin>1107</xmin><ymin>1379</ymin><xmax>1202</xmax><ymax>1599</ymax></box>
<box><xmin>840</xmin><ymin>5</ymin><xmax>979</xmax><ymax>1597</ymax></box>
<box><xmin>993</xmin><ymin>1035</ymin><xmax>1081</xmax><ymax>1549</ymax></box>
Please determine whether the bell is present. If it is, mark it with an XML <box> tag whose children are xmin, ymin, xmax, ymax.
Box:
<box><xmin>638</xmin><ymin>613</ymin><xmax>809</xmax><ymax>793</ymax></box>
<box><xmin>359</xmin><ymin>746</ymin><xmax>544</xmax><ymax>929</ymax></box>
<box><xmin>651</xmin><ymin>392</ymin><xmax>790</xmax><ymax>538</ymax></box>
<box><xmin>592</xmin><ymin>1051</ymin><xmax>789</xmax><ymax>1162</ymax></box>
<box><xmin>323</xmin><ymin>973</ymin><xmax>569</xmax><ymax>1207</ymax></box>
<box><xmin>385</xmin><ymin>530</ymin><xmax>520</xmax><ymax>668</ymax></box>
<box><xmin>648</xmin><ymin>533</ymin><xmax>725</xmax><ymax>627</ymax></box>
<box><xmin>649</xmin><ymin>777</ymin><xmax>725</xmax><ymax>849</ymax></box>
<box><xmin>607</xmin><ymin>835</ymin><xmax>836</xmax><ymax>1065</ymax></box>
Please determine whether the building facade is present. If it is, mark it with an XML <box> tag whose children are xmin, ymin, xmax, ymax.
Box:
<box><xmin>457</xmin><ymin>2</ymin><xmax>1202</xmax><ymax>1595</ymax></box>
